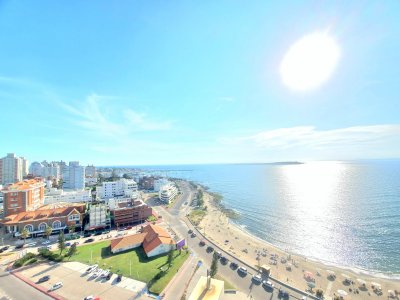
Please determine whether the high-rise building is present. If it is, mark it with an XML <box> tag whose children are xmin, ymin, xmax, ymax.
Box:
<box><xmin>29</xmin><ymin>162</ymin><xmax>43</xmax><ymax>177</ymax></box>
<box><xmin>85</xmin><ymin>165</ymin><xmax>96</xmax><ymax>177</ymax></box>
<box><xmin>62</xmin><ymin>161</ymin><xmax>85</xmax><ymax>190</ymax></box>
<box><xmin>2</xmin><ymin>178</ymin><xmax>45</xmax><ymax>217</ymax></box>
<box><xmin>96</xmin><ymin>179</ymin><xmax>138</xmax><ymax>199</ymax></box>
<box><xmin>0</xmin><ymin>153</ymin><xmax>28</xmax><ymax>185</ymax></box>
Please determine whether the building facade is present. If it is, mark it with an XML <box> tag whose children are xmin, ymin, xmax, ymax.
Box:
<box><xmin>110</xmin><ymin>198</ymin><xmax>153</xmax><ymax>227</ymax></box>
<box><xmin>1</xmin><ymin>203</ymin><xmax>85</xmax><ymax>236</ymax></box>
<box><xmin>44</xmin><ymin>188</ymin><xmax>92</xmax><ymax>204</ymax></box>
<box><xmin>85</xmin><ymin>165</ymin><xmax>96</xmax><ymax>177</ymax></box>
<box><xmin>159</xmin><ymin>183</ymin><xmax>178</xmax><ymax>204</ymax></box>
<box><xmin>153</xmin><ymin>178</ymin><xmax>170</xmax><ymax>192</ymax></box>
<box><xmin>0</xmin><ymin>153</ymin><xmax>28</xmax><ymax>185</ymax></box>
<box><xmin>62</xmin><ymin>161</ymin><xmax>85</xmax><ymax>190</ymax></box>
<box><xmin>2</xmin><ymin>178</ymin><xmax>45</xmax><ymax>217</ymax></box>
<box><xmin>96</xmin><ymin>179</ymin><xmax>138</xmax><ymax>199</ymax></box>
<box><xmin>86</xmin><ymin>203</ymin><xmax>110</xmax><ymax>230</ymax></box>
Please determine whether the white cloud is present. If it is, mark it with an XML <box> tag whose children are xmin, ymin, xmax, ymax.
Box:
<box><xmin>220</xmin><ymin>125</ymin><xmax>400</xmax><ymax>161</ymax></box>
<box><xmin>124</xmin><ymin>110</ymin><xmax>172</xmax><ymax>131</ymax></box>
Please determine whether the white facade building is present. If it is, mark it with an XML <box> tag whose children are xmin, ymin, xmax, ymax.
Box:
<box><xmin>96</xmin><ymin>179</ymin><xmax>138</xmax><ymax>199</ymax></box>
<box><xmin>44</xmin><ymin>188</ymin><xmax>92</xmax><ymax>204</ymax></box>
<box><xmin>29</xmin><ymin>161</ymin><xmax>43</xmax><ymax>177</ymax></box>
<box><xmin>153</xmin><ymin>178</ymin><xmax>171</xmax><ymax>192</ymax></box>
<box><xmin>85</xmin><ymin>165</ymin><xmax>96</xmax><ymax>177</ymax></box>
<box><xmin>159</xmin><ymin>183</ymin><xmax>178</xmax><ymax>204</ymax></box>
<box><xmin>0</xmin><ymin>153</ymin><xmax>28</xmax><ymax>185</ymax></box>
<box><xmin>85</xmin><ymin>177</ymin><xmax>98</xmax><ymax>186</ymax></box>
<box><xmin>62</xmin><ymin>161</ymin><xmax>85</xmax><ymax>190</ymax></box>
<box><xmin>87</xmin><ymin>204</ymin><xmax>109</xmax><ymax>230</ymax></box>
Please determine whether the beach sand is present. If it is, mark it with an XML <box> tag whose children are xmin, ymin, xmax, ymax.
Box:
<box><xmin>197</xmin><ymin>190</ymin><xmax>400</xmax><ymax>300</ymax></box>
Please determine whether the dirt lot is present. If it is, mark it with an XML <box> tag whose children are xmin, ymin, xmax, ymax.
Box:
<box><xmin>17</xmin><ymin>261</ymin><xmax>150</xmax><ymax>300</ymax></box>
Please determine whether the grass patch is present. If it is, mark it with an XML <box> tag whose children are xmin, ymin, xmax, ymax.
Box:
<box><xmin>69</xmin><ymin>241</ymin><xmax>189</xmax><ymax>294</ymax></box>
<box><xmin>188</xmin><ymin>209</ymin><xmax>206</xmax><ymax>226</ymax></box>
<box><xmin>215</xmin><ymin>274</ymin><xmax>236</xmax><ymax>290</ymax></box>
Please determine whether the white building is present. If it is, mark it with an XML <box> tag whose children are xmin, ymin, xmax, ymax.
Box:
<box><xmin>153</xmin><ymin>178</ymin><xmax>171</xmax><ymax>192</ymax></box>
<box><xmin>44</xmin><ymin>188</ymin><xmax>92</xmax><ymax>204</ymax></box>
<box><xmin>159</xmin><ymin>183</ymin><xmax>178</xmax><ymax>204</ymax></box>
<box><xmin>62</xmin><ymin>161</ymin><xmax>85</xmax><ymax>190</ymax></box>
<box><xmin>0</xmin><ymin>153</ymin><xmax>28</xmax><ymax>185</ymax></box>
<box><xmin>96</xmin><ymin>179</ymin><xmax>138</xmax><ymax>199</ymax></box>
<box><xmin>85</xmin><ymin>165</ymin><xmax>96</xmax><ymax>177</ymax></box>
<box><xmin>107</xmin><ymin>195</ymin><xmax>140</xmax><ymax>210</ymax></box>
<box><xmin>87</xmin><ymin>204</ymin><xmax>109</xmax><ymax>230</ymax></box>
<box><xmin>85</xmin><ymin>177</ymin><xmax>98</xmax><ymax>186</ymax></box>
<box><xmin>42</xmin><ymin>162</ymin><xmax>61</xmax><ymax>180</ymax></box>
<box><xmin>29</xmin><ymin>161</ymin><xmax>43</xmax><ymax>177</ymax></box>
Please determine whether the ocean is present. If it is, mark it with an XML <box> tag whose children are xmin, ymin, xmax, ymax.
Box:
<box><xmin>136</xmin><ymin>160</ymin><xmax>400</xmax><ymax>277</ymax></box>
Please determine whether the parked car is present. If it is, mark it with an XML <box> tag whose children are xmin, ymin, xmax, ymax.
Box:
<box><xmin>278</xmin><ymin>289</ymin><xmax>289</xmax><ymax>299</ymax></box>
<box><xmin>220</xmin><ymin>256</ymin><xmax>228</xmax><ymax>264</ymax></box>
<box><xmin>188</xmin><ymin>229</ymin><xmax>193</xmax><ymax>234</ymax></box>
<box><xmin>116</xmin><ymin>274</ymin><xmax>122</xmax><ymax>282</ymax></box>
<box><xmin>191</xmin><ymin>232</ymin><xmax>197</xmax><ymax>238</ymax></box>
<box><xmin>65</xmin><ymin>242</ymin><xmax>71</xmax><ymax>247</ymax></box>
<box><xmin>49</xmin><ymin>282</ymin><xmax>63</xmax><ymax>291</ymax></box>
<box><xmin>106</xmin><ymin>272</ymin><xmax>113</xmax><ymax>281</ymax></box>
<box><xmin>238</xmin><ymin>266</ymin><xmax>248</xmax><ymax>275</ymax></box>
<box><xmin>15</xmin><ymin>244</ymin><xmax>24</xmax><ymax>249</ymax></box>
<box><xmin>230</xmin><ymin>262</ymin><xmax>238</xmax><ymax>269</ymax></box>
<box><xmin>86</xmin><ymin>264</ymin><xmax>98</xmax><ymax>273</ymax></box>
<box><xmin>252</xmin><ymin>274</ymin><xmax>262</xmax><ymax>284</ymax></box>
<box><xmin>26</xmin><ymin>242</ymin><xmax>37</xmax><ymax>247</ymax></box>
<box><xmin>199</xmin><ymin>240</ymin><xmax>206</xmax><ymax>246</ymax></box>
<box><xmin>85</xmin><ymin>238</ymin><xmax>95</xmax><ymax>243</ymax></box>
<box><xmin>262</xmin><ymin>280</ymin><xmax>274</xmax><ymax>289</ymax></box>
<box><xmin>37</xmin><ymin>275</ymin><xmax>50</xmax><ymax>283</ymax></box>
<box><xmin>94</xmin><ymin>232</ymin><xmax>102</xmax><ymax>236</ymax></box>
<box><xmin>215</xmin><ymin>251</ymin><xmax>222</xmax><ymax>258</ymax></box>
<box><xmin>0</xmin><ymin>246</ymin><xmax>10</xmax><ymax>252</ymax></box>
<box><xmin>206</xmin><ymin>246</ymin><xmax>214</xmax><ymax>253</ymax></box>
<box><xmin>84</xmin><ymin>296</ymin><xmax>100</xmax><ymax>300</ymax></box>
<box><xmin>41</xmin><ymin>240</ymin><xmax>51</xmax><ymax>245</ymax></box>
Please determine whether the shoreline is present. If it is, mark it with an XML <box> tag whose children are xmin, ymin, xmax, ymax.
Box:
<box><xmin>188</xmin><ymin>180</ymin><xmax>400</xmax><ymax>299</ymax></box>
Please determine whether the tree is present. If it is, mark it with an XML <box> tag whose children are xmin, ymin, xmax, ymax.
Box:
<box><xmin>45</xmin><ymin>226</ymin><xmax>53</xmax><ymax>240</ymax></box>
<box><xmin>67</xmin><ymin>243</ymin><xmax>77</xmax><ymax>259</ymax></box>
<box><xmin>58</xmin><ymin>231</ymin><xmax>66</xmax><ymax>254</ymax></box>
<box><xmin>97</xmin><ymin>173</ymin><xmax>104</xmax><ymax>184</ymax></box>
<box><xmin>210</xmin><ymin>252</ymin><xmax>219</xmax><ymax>278</ymax></box>
<box><xmin>167</xmin><ymin>241</ymin><xmax>174</xmax><ymax>268</ymax></box>
<box><xmin>68</xmin><ymin>224</ymin><xmax>76</xmax><ymax>235</ymax></box>
<box><xmin>21</xmin><ymin>228</ymin><xmax>30</xmax><ymax>244</ymax></box>
<box><xmin>122</xmin><ymin>173</ymin><xmax>132</xmax><ymax>179</ymax></box>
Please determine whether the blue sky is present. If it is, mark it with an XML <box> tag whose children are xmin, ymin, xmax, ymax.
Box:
<box><xmin>1</xmin><ymin>1</ymin><xmax>399</xmax><ymax>165</ymax></box>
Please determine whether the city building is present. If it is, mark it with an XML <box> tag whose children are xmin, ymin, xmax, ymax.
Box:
<box><xmin>159</xmin><ymin>183</ymin><xmax>178</xmax><ymax>204</ymax></box>
<box><xmin>153</xmin><ymin>178</ymin><xmax>171</xmax><ymax>192</ymax></box>
<box><xmin>1</xmin><ymin>202</ymin><xmax>85</xmax><ymax>237</ymax></box>
<box><xmin>0</xmin><ymin>153</ymin><xmax>28</xmax><ymax>185</ymax></box>
<box><xmin>85</xmin><ymin>165</ymin><xmax>96</xmax><ymax>177</ymax></box>
<box><xmin>62</xmin><ymin>161</ymin><xmax>85</xmax><ymax>190</ymax></box>
<box><xmin>2</xmin><ymin>178</ymin><xmax>45</xmax><ymax>217</ymax></box>
<box><xmin>86</xmin><ymin>203</ymin><xmax>110</xmax><ymax>231</ymax></box>
<box><xmin>109</xmin><ymin>198</ymin><xmax>153</xmax><ymax>227</ymax></box>
<box><xmin>138</xmin><ymin>176</ymin><xmax>155</xmax><ymax>190</ymax></box>
<box><xmin>29</xmin><ymin>161</ymin><xmax>43</xmax><ymax>177</ymax></box>
<box><xmin>110</xmin><ymin>224</ymin><xmax>175</xmax><ymax>257</ymax></box>
<box><xmin>42</xmin><ymin>161</ymin><xmax>61</xmax><ymax>180</ymax></box>
<box><xmin>96</xmin><ymin>179</ymin><xmax>138</xmax><ymax>199</ymax></box>
<box><xmin>85</xmin><ymin>177</ymin><xmax>98</xmax><ymax>186</ymax></box>
<box><xmin>44</xmin><ymin>188</ymin><xmax>92</xmax><ymax>204</ymax></box>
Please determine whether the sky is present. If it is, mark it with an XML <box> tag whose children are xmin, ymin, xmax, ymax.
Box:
<box><xmin>1</xmin><ymin>1</ymin><xmax>400</xmax><ymax>165</ymax></box>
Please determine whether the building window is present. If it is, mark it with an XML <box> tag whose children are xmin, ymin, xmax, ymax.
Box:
<box><xmin>68</xmin><ymin>214</ymin><xmax>80</xmax><ymax>221</ymax></box>
<box><xmin>52</xmin><ymin>220</ymin><xmax>62</xmax><ymax>229</ymax></box>
<box><xmin>24</xmin><ymin>224</ymin><xmax>34</xmax><ymax>232</ymax></box>
<box><xmin>38</xmin><ymin>223</ymin><xmax>47</xmax><ymax>231</ymax></box>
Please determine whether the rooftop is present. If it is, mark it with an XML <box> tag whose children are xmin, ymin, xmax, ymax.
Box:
<box><xmin>188</xmin><ymin>276</ymin><xmax>224</xmax><ymax>300</ymax></box>
<box><xmin>3</xmin><ymin>178</ymin><xmax>45</xmax><ymax>192</ymax></box>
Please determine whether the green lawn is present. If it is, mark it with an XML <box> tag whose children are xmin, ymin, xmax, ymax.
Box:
<box><xmin>70</xmin><ymin>241</ymin><xmax>189</xmax><ymax>294</ymax></box>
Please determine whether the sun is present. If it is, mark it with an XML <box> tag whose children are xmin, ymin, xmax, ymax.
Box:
<box><xmin>280</xmin><ymin>31</ymin><xmax>340</xmax><ymax>91</ymax></box>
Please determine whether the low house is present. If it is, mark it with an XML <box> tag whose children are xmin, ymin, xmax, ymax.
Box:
<box><xmin>110</xmin><ymin>224</ymin><xmax>175</xmax><ymax>257</ymax></box>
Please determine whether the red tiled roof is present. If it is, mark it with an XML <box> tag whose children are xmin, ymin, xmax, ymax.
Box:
<box><xmin>1</xmin><ymin>205</ymin><xmax>84</xmax><ymax>224</ymax></box>
<box><xmin>110</xmin><ymin>224</ymin><xmax>174</xmax><ymax>255</ymax></box>
<box><xmin>3</xmin><ymin>178</ymin><xmax>44</xmax><ymax>191</ymax></box>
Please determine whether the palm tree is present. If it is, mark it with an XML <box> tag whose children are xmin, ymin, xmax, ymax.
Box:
<box><xmin>45</xmin><ymin>226</ymin><xmax>53</xmax><ymax>240</ymax></box>
<box><xmin>21</xmin><ymin>229</ymin><xmax>30</xmax><ymax>244</ymax></box>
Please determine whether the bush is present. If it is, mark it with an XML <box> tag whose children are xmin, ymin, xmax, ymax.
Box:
<box><xmin>26</xmin><ymin>258</ymin><xmax>38</xmax><ymax>265</ymax></box>
<box><xmin>13</xmin><ymin>252</ymin><xmax>37</xmax><ymax>268</ymax></box>
<box><xmin>38</xmin><ymin>248</ymin><xmax>64</xmax><ymax>262</ymax></box>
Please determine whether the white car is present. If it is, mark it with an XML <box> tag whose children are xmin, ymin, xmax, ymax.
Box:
<box><xmin>42</xmin><ymin>240</ymin><xmax>51</xmax><ymax>245</ymax></box>
<box><xmin>252</xmin><ymin>274</ymin><xmax>262</xmax><ymax>283</ymax></box>
<box><xmin>50</xmin><ymin>282</ymin><xmax>63</xmax><ymax>291</ymax></box>
<box><xmin>26</xmin><ymin>242</ymin><xmax>37</xmax><ymax>247</ymax></box>
<box><xmin>101</xmin><ymin>270</ymin><xmax>110</xmax><ymax>278</ymax></box>
<box><xmin>238</xmin><ymin>266</ymin><xmax>247</xmax><ymax>274</ymax></box>
<box><xmin>86</xmin><ymin>264</ymin><xmax>98</xmax><ymax>273</ymax></box>
<box><xmin>90</xmin><ymin>270</ymin><xmax>101</xmax><ymax>278</ymax></box>
<box><xmin>262</xmin><ymin>280</ymin><xmax>274</xmax><ymax>289</ymax></box>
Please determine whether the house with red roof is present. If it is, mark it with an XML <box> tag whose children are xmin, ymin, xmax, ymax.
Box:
<box><xmin>110</xmin><ymin>224</ymin><xmax>175</xmax><ymax>257</ymax></box>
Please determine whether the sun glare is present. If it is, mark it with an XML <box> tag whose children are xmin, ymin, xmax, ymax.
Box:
<box><xmin>280</xmin><ymin>31</ymin><xmax>340</xmax><ymax>91</ymax></box>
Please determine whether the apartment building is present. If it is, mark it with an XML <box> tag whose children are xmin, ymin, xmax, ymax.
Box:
<box><xmin>0</xmin><ymin>153</ymin><xmax>28</xmax><ymax>185</ymax></box>
<box><xmin>96</xmin><ymin>179</ymin><xmax>138</xmax><ymax>199</ymax></box>
<box><xmin>62</xmin><ymin>161</ymin><xmax>85</xmax><ymax>190</ymax></box>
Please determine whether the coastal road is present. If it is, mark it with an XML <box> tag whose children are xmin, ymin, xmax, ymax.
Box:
<box><xmin>152</xmin><ymin>181</ymin><xmax>307</xmax><ymax>300</ymax></box>
<box><xmin>0</xmin><ymin>269</ymin><xmax>51</xmax><ymax>300</ymax></box>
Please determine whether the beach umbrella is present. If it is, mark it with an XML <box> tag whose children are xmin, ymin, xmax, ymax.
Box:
<box><xmin>337</xmin><ymin>289</ymin><xmax>348</xmax><ymax>297</ymax></box>
<box><xmin>371</xmin><ymin>282</ymin><xmax>381</xmax><ymax>290</ymax></box>
<box><xmin>388</xmin><ymin>290</ymin><xmax>395</xmax><ymax>298</ymax></box>
<box><xmin>304</xmin><ymin>271</ymin><xmax>314</xmax><ymax>277</ymax></box>
<box><xmin>307</xmin><ymin>282</ymin><xmax>316</xmax><ymax>289</ymax></box>
<box><xmin>357</xmin><ymin>278</ymin><xmax>366</xmax><ymax>286</ymax></box>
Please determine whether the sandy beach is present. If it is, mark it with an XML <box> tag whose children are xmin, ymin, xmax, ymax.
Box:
<box><xmin>196</xmin><ymin>190</ymin><xmax>400</xmax><ymax>300</ymax></box>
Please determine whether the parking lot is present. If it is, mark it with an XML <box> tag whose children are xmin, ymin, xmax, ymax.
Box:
<box><xmin>16</xmin><ymin>261</ymin><xmax>149</xmax><ymax>300</ymax></box>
